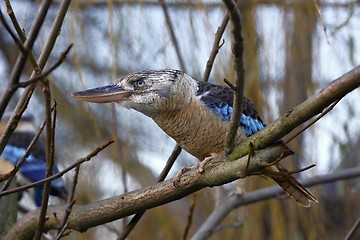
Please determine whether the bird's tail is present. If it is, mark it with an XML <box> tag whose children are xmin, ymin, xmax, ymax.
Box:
<box><xmin>269</xmin><ymin>163</ymin><xmax>317</xmax><ymax>207</ymax></box>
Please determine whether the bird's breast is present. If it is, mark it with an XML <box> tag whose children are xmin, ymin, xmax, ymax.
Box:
<box><xmin>153</xmin><ymin>99</ymin><xmax>246</xmax><ymax>160</ymax></box>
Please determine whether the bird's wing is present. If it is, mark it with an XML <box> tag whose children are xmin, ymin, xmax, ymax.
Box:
<box><xmin>196</xmin><ymin>80</ymin><xmax>265</xmax><ymax>136</ymax></box>
<box><xmin>2</xmin><ymin>132</ymin><xmax>68</xmax><ymax>203</ymax></box>
<box><xmin>7</xmin><ymin>132</ymin><xmax>45</xmax><ymax>159</ymax></box>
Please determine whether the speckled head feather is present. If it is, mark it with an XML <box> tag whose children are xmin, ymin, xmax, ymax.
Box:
<box><xmin>73</xmin><ymin>69</ymin><xmax>197</xmax><ymax>116</ymax></box>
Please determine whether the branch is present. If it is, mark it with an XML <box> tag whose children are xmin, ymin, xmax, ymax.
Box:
<box><xmin>16</xmin><ymin>44</ymin><xmax>73</xmax><ymax>88</ymax></box>
<box><xmin>344</xmin><ymin>216</ymin><xmax>360</xmax><ymax>240</ymax></box>
<box><xmin>33</xmin><ymin>94</ymin><xmax>56</xmax><ymax>239</ymax></box>
<box><xmin>159</xmin><ymin>0</ymin><xmax>187</xmax><ymax>72</ymax></box>
<box><xmin>54</xmin><ymin>165</ymin><xmax>80</xmax><ymax>240</ymax></box>
<box><xmin>5</xmin><ymin>144</ymin><xmax>288</xmax><ymax>240</ymax></box>
<box><xmin>0</xmin><ymin>10</ymin><xmax>25</xmax><ymax>53</ymax></box>
<box><xmin>222</xmin><ymin>0</ymin><xmax>245</xmax><ymax>154</ymax></box>
<box><xmin>118</xmin><ymin>144</ymin><xmax>182</xmax><ymax>240</ymax></box>
<box><xmin>229</xmin><ymin>65</ymin><xmax>360</xmax><ymax>160</ymax></box>
<box><xmin>192</xmin><ymin>166</ymin><xmax>360</xmax><ymax>240</ymax></box>
<box><xmin>0</xmin><ymin>0</ymin><xmax>53</xmax><ymax>118</ymax></box>
<box><xmin>202</xmin><ymin>13</ymin><xmax>229</xmax><ymax>83</ymax></box>
<box><xmin>0</xmin><ymin>0</ymin><xmax>72</xmax><ymax>156</ymax></box>
<box><xmin>4</xmin><ymin>65</ymin><xmax>360</xmax><ymax>240</ymax></box>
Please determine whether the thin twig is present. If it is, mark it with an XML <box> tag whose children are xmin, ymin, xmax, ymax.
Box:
<box><xmin>55</xmin><ymin>222</ymin><xmax>69</xmax><ymax>240</ymax></box>
<box><xmin>0</xmin><ymin>10</ymin><xmax>25</xmax><ymax>53</ymax></box>
<box><xmin>0</xmin><ymin>111</ymin><xmax>49</xmax><ymax>192</ymax></box>
<box><xmin>223</xmin><ymin>78</ymin><xmax>237</xmax><ymax>91</ymax></box>
<box><xmin>182</xmin><ymin>193</ymin><xmax>197</xmax><ymax>240</ymax></box>
<box><xmin>117</xmin><ymin>144</ymin><xmax>182</xmax><ymax>240</ymax></box>
<box><xmin>0</xmin><ymin>140</ymin><xmax>114</xmax><ymax>198</ymax></box>
<box><xmin>0</xmin><ymin>0</ymin><xmax>53</xmax><ymax>119</ymax></box>
<box><xmin>0</xmin><ymin>86</ymin><xmax>37</xmax><ymax>156</ymax></box>
<box><xmin>344</xmin><ymin>216</ymin><xmax>360</xmax><ymax>240</ymax></box>
<box><xmin>33</xmin><ymin>99</ymin><xmax>57</xmax><ymax>240</ymax></box>
<box><xmin>55</xmin><ymin>165</ymin><xmax>80</xmax><ymax>240</ymax></box>
<box><xmin>17</xmin><ymin>44</ymin><xmax>73</xmax><ymax>88</ymax></box>
<box><xmin>0</xmin><ymin>0</ymin><xmax>72</xmax><ymax>156</ymax></box>
<box><xmin>202</xmin><ymin>13</ymin><xmax>229</xmax><ymax>83</ymax></box>
<box><xmin>285</xmin><ymin>99</ymin><xmax>340</xmax><ymax>144</ymax></box>
<box><xmin>223</xmin><ymin>0</ymin><xmax>246</xmax><ymax>154</ymax></box>
<box><xmin>159</xmin><ymin>0</ymin><xmax>187</xmax><ymax>72</ymax></box>
<box><xmin>313</xmin><ymin>0</ymin><xmax>329</xmax><ymax>44</ymax></box>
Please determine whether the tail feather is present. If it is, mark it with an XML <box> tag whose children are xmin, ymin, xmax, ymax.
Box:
<box><xmin>270</xmin><ymin>164</ymin><xmax>317</xmax><ymax>207</ymax></box>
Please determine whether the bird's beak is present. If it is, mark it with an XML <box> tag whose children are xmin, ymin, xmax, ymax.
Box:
<box><xmin>72</xmin><ymin>84</ymin><xmax>133</xmax><ymax>103</ymax></box>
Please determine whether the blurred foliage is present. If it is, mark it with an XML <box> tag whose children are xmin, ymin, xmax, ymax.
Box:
<box><xmin>1</xmin><ymin>0</ymin><xmax>360</xmax><ymax>239</ymax></box>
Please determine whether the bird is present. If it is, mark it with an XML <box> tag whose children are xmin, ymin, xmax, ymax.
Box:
<box><xmin>72</xmin><ymin>69</ymin><xmax>317</xmax><ymax>207</ymax></box>
<box><xmin>0</xmin><ymin>115</ymin><xmax>68</xmax><ymax>207</ymax></box>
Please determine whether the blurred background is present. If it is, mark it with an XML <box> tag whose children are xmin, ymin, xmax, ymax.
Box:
<box><xmin>1</xmin><ymin>0</ymin><xmax>360</xmax><ymax>239</ymax></box>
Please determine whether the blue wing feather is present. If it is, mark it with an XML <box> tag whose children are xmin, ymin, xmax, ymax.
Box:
<box><xmin>196</xmin><ymin>81</ymin><xmax>265</xmax><ymax>136</ymax></box>
<box><xmin>2</xmin><ymin>145</ymin><xmax>67</xmax><ymax>206</ymax></box>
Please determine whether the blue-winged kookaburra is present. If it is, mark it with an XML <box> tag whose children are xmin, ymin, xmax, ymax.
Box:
<box><xmin>72</xmin><ymin>69</ymin><xmax>317</xmax><ymax>207</ymax></box>
<box><xmin>0</xmin><ymin>115</ymin><xmax>68</xmax><ymax>207</ymax></box>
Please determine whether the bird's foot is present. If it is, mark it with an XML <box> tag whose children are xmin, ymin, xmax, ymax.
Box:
<box><xmin>198</xmin><ymin>153</ymin><xmax>219</xmax><ymax>173</ymax></box>
<box><xmin>173</xmin><ymin>167</ymin><xmax>192</xmax><ymax>188</ymax></box>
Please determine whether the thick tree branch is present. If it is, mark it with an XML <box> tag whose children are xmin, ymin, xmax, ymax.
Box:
<box><xmin>192</xmin><ymin>166</ymin><xmax>360</xmax><ymax>240</ymax></box>
<box><xmin>118</xmin><ymin>144</ymin><xmax>182</xmax><ymax>240</ymax></box>
<box><xmin>5</xmin><ymin>144</ymin><xmax>287</xmax><ymax>240</ymax></box>
<box><xmin>229</xmin><ymin>65</ymin><xmax>360</xmax><ymax>160</ymax></box>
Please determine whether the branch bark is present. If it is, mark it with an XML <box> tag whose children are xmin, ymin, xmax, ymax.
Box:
<box><xmin>192</xmin><ymin>166</ymin><xmax>360</xmax><ymax>240</ymax></box>
<box><xmin>229</xmin><ymin>65</ymin><xmax>360</xmax><ymax>159</ymax></box>
<box><xmin>223</xmin><ymin>0</ymin><xmax>245</xmax><ymax>153</ymax></box>
<box><xmin>5</xmin><ymin>144</ymin><xmax>289</xmax><ymax>240</ymax></box>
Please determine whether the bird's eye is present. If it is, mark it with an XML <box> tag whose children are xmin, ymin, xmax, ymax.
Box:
<box><xmin>133</xmin><ymin>78</ymin><xmax>145</xmax><ymax>88</ymax></box>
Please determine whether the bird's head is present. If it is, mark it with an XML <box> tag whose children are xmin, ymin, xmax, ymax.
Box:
<box><xmin>72</xmin><ymin>69</ymin><xmax>196</xmax><ymax>117</ymax></box>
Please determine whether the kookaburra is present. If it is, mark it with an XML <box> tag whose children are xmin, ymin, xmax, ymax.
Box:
<box><xmin>0</xmin><ymin>115</ymin><xmax>67</xmax><ymax>207</ymax></box>
<box><xmin>72</xmin><ymin>69</ymin><xmax>316</xmax><ymax>207</ymax></box>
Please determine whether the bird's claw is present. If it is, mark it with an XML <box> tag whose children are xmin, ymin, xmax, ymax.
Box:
<box><xmin>198</xmin><ymin>153</ymin><xmax>219</xmax><ymax>173</ymax></box>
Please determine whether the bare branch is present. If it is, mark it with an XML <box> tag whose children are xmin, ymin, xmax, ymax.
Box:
<box><xmin>159</xmin><ymin>0</ymin><xmax>187</xmax><ymax>72</ymax></box>
<box><xmin>344</xmin><ymin>216</ymin><xmax>360</xmax><ymax>240</ymax></box>
<box><xmin>285</xmin><ymin>99</ymin><xmax>340</xmax><ymax>144</ymax></box>
<box><xmin>0</xmin><ymin>0</ymin><xmax>72</xmax><ymax>157</ymax></box>
<box><xmin>0</xmin><ymin>10</ymin><xmax>25</xmax><ymax>53</ymax></box>
<box><xmin>16</xmin><ymin>44</ymin><xmax>73</xmax><ymax>88</ymax></box>
<box><xmin>0</xmin><ymin>0</ymin><xmax>53</xmax><ymax>118</ymax></box>
<box><xmin>182</xmin><ymin>193</ymin><xmax>197</xmax><ymax>240</ymax></box>
<box><xmin>222</xmin><ymin>0</ymin><xmax>245</xmax><ymax>154</ymax></box>
<box><xmin>118</xmin><ymin>144</ymin><xmax>182</xmax><ymax>240</ymax></box>
<box><xmin>55</xmin><ymin>165</ymin><xmax>80</xmax><ymax>240</ymax></box>
<box><xmin>229</xmin><ymin>65</ymin><xmax>360</xmax><ymax>160</ymax></box>
<box><xmin>5</xmin><ymin>143</ymin><xmax>290</xmax><ymax>240</ymax></box>
<box><xmin>202</xmin><ymin>13</ymin><xmax>229</xmax><ymax>83</ymax></box>
<box><xmin>192</xmin><ymin>166</ymin><xmax>360</xmax><ymax>240</ymax></box>
<box><xmin>33</xmin><ymin>97</ymin><xmax>56</xmax><ymax>240</ymax></box>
